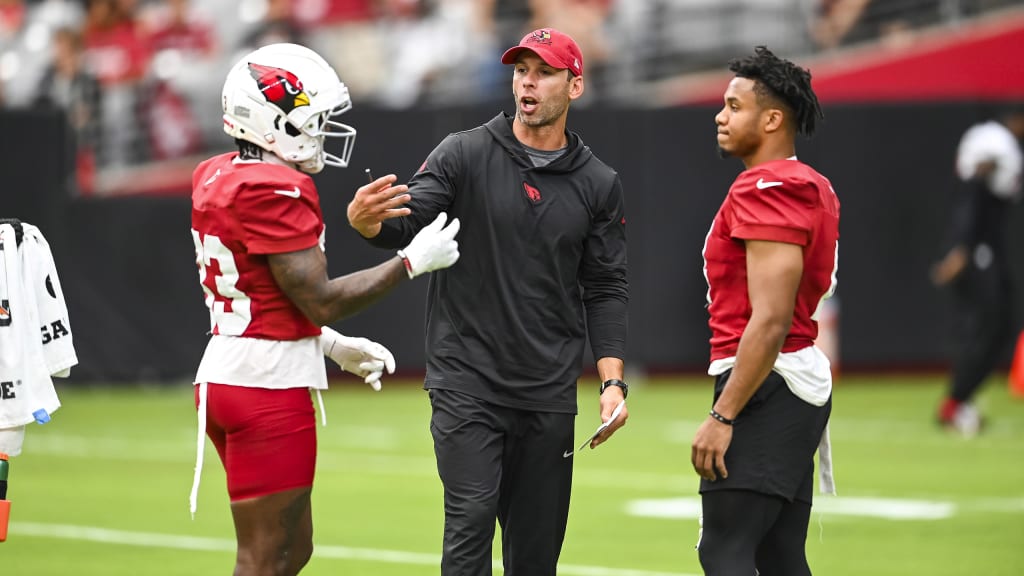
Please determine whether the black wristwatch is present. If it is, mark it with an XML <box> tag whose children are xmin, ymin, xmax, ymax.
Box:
<box><xmin>599</xmin><ymin>378</ymin><xmax>628</xmax><ymax>399</ymax></box>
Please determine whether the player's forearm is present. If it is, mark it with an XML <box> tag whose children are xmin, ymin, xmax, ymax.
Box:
<box><xmin>269</xmin><ymin>247</ymin><xmax>407</xmax><ymax>326</ymax></box>
<box><xmin>713</xmin><ymin>315</ymin><xmax>789</xmax><ymax>420</ymax></box>
<box><xmin>313</xmin><ymin>258</ymin><xmax>408</xmax><ymax>324</ymax></box>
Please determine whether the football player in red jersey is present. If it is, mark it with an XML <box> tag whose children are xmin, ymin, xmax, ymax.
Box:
<box><xmin>189</xmin><ymin>43</ymin><xmax>460</xmax><ymax>576</ymax></box>
<box><xmin>691</xmin><ymin>46</ymin><xmax>836</xmax><ymax>576</ymax></box>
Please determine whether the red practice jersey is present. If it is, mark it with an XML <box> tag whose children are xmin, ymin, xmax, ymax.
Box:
<box><xmin>191</xmin><ymin>153</ymin><xmax>323</xmax><ymax>340</ymax></box>
<box><xmin>703</xmin><ymin>158</ymin><xmax>840</xmax><ymax>361</ymax></box>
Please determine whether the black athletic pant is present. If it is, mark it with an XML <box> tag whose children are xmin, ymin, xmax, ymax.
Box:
<box><xmin>698</xmin><ymin>370</ymin><xmax>829</xmax><ymax>576</ymax></box>
<box><xmin>698</xmin><ymin>490</ymin><xmax>812</xmax><ymax>576</ymax></box>
<box><xmin>429</xmin><ymin>388</ymin><xmax>575</xmax><ymax>576</ymax></box>
<box><xmin>949</xmin><ymin>261</ymin><xmax>1014</xmax><ymax>403</ymax></box>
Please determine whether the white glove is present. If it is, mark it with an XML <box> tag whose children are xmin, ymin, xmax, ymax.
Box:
<box><xmin>320</xmin><ymin>326</ymin><xmax>395</xmax><ymax>391</ymax></box>
<box><xmin>397</xmin><ymin>211</ymin><xmax>461</xmax><ymax>279</ymax></box>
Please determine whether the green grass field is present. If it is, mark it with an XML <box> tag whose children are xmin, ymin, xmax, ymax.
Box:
<box><xmin>2</xmin><ymin>375</ymin><xmax>1023</xmax><ymax>575</ymax></box>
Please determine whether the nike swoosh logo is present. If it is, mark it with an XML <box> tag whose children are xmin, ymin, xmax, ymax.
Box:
<box><xmin>203</xmin><ymin>169</ymin><xmax>221</xmax><ymax>187</ymax></box>
<box><xmin>755</xmin><ymin>178</ymin><xmax>783</xmax><ymax>190</ymax></box>
<box><xmin>563</xmin><ymin>450</ymin><xmax>574</xmax><ymax>458</ymax></box>
<box><xmin>274</xmin><ymin>187</ymin><xmax>301</xmax><ymax>198</ymax></box>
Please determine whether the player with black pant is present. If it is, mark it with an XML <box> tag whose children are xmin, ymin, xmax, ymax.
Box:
<box><xmin>931</xmin><ymin>106</ymin><xmax>1024</xmax><ymax>435</ymax></box>
<box><xmin>347</xmin><ymin>28</ymin><xmax>629</xmax><ymax>576</ymax></box>
<box><xmin>691</xmin><ymin>46</ymin><xmax>836</xmax><ymax>575</ymax></box>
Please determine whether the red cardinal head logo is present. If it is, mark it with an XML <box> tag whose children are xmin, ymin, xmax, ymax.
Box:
<box><xmin>528</xmin><ymin>29</ymin><xmax>552</xmax><ymax>45</ymax></box>
<box><xmin>524</xmin><ymin>182</ymin><xmax>542</xmax><ymax>203</ymax></box>
<box><xmin>248</xmin><ymin>63</ymin><xmax>310</xmax><ymax>114</ymax></box>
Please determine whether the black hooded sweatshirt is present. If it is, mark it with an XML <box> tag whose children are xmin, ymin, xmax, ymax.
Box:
<box><xmin>368</xmin><ymin>112</ymin><xmax>628</xmax><ymax>413</ymax></box>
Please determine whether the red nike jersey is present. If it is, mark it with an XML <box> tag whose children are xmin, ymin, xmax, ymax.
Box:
<box><xmin>703</xmin><ymin>159</ymin><xmax>840</xmax><ymax>361</ymax></box>
<box><xmin>190</xmin><ymin>153</ymin><xmax>323</xmax><ymax>340</ymax></box>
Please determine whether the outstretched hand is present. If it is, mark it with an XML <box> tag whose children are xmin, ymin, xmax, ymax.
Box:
<box><xmin>347</xmin><ymin>173</ymin><xmax>411</xmax><ymax>238</ymax></box>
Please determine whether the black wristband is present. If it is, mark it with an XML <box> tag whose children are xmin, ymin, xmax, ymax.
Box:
<box><xmin>709</xmin><ymin>409</ymin><xmax>734</xmax><ymax>425</ymax></box>
<box><xmin>598</xmin><ymin>379</ymin><xmax>626</xmax><ymax>397</ymax></box>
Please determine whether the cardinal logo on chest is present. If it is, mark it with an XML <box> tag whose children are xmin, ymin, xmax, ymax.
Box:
<box><xmin>523</xmin><ymin>182</ymin><xmax>542</xmax><ymax>203</ymax></box>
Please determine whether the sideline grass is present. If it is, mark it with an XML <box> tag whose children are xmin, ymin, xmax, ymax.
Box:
<box><xmin>2</xmin><ymin>375</ymin><xmax>1022</xmax><ymax>575</ymax></box>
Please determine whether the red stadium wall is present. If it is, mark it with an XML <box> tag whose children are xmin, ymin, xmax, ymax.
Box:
<box><xmin>671</xmin><ymin>10</ymin><xmax>1024</xmax><ymax>105</ymax></box>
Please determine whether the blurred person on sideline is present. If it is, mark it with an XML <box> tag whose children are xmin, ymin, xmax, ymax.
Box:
<box><xmin>141</xmin><ymin>0</ymin><xmax>219</xmax><ymax>160</ymax></box>
<box><xmin>525</xmin><ymin>0</ymin><xmax>612</xmax><ymax>101</ymax></box>
<box><xmin>238</xmin><ymin>0</ymin><xmax>304</xmax><ymax>53</ymax></box>
<box><xmin>0</xmin><ymin>0</ymin><xmax>24</xmax><ymax>50</ymax></box>
<box><xmin>376</xmin><ymin>0</ymin><xmax>502</xmax><ymax>108</ymax></box>
<box><xmin>33</xmin><ymin>26</ymin><xmax>102</xmax><ymax>194</ymax></box>
<box><xmin>807</xmin><ymin>0</ymin><xmax>921</xmax><ymax>51</ymax></box>
<box><xmin>189</xmin><ymin>42</ymin><xmax>461</xmax><ymax>576</ymax></box>
<box><xmin>691</xmin><ymin>46</ymin><xmax>836</xmax><ymax>576</ymax></box>
<box><xmin>346</xmin><ymin>27</ymin><xmax>629</xmax><ymax>576</ymax></box>
<box><xmin>807</xmin><ymin>0</ymin><xmax>872</xmax><ymax>49</ymax></box>
<box><xmin>291</xmin><ymin>0</ymin><xmax>386</xmax><ymax>103</ymax></box>
<box><xmin>146</xmin><ymin>0</ymin><xmax>215</xmax><ymax>56</ymax></box>
<box><xmin>931</xmin><ymin>105</ymin><xmax>1024</xmax><ymax>436</ymax></box>
<box><xmin>81</xmin><ymin>0</ymin><xmax>151</xmax><ymax>167</ymax></box>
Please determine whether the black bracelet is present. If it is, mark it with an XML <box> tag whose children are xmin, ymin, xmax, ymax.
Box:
<box><xmin>709</xmin><ymin>409</ymin><xmax>735</xmax><ymax>425</ymax></box>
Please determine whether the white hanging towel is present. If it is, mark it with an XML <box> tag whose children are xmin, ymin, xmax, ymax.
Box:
<box><xmin>0</xmin><ymin>222</ymin><xmax>77</xmax><ymax>434</ymax></box>
<box><xmin>21</xmin><ymin>224</ymin><xmax>77</xmax><ymax>377</ymax></box>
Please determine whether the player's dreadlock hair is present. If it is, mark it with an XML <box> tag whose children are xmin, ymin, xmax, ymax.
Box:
<box><xmin>729</xmin><ymin>46</ymin><xmax>823</xmax><ymax>137</ymax></box>
<box><xmin>235</xmin><ymin>138</ymin><xmax>264</xmax><ymax>161</ymax></box>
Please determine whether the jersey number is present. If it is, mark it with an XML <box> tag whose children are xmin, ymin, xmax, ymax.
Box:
<box><xmin>191</xmin><ymin>230</ymin><xmax>252</xmax><ymax>335</ymax></box>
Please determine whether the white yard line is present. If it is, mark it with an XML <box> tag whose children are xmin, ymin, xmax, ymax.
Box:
<box><xmin>627</xmin><ymin>495</ymin><xmax>1024</xmax><ymax>521</ymax></box>
<box><xmin>9</xmin><ymin>522</ymin><xmax>698</xmax><ymax>576</ymax></box>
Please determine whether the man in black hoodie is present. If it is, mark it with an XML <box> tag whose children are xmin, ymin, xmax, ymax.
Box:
<box><xmin>347</xmin><ymin>27</ymin><xmax>629</xmax><ymax>576</ymax></box>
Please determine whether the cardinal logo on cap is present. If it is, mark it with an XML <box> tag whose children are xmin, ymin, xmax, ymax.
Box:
<box><xmin>527</xmin><ymin>29</ymin><xmax>553</xmax><ymax>45</ymax></box>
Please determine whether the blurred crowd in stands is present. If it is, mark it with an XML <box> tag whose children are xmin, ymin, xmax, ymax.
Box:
<box><xmin>0</xmin><ymin>0</ymin><xmax>1018</xmax><ymax>191</ymax></box>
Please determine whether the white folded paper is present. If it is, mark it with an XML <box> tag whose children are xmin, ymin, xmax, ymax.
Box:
<box><xmin>577</xmin><ymin>400</ymin><xmax>625</xmax><ymax>453</ymax></box>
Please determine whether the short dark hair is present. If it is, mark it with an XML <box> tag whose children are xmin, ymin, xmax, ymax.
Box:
<box><xmin>728</xmin><ymin>46</ymin><xmax>824</xmax><ymax>137</ymax></box>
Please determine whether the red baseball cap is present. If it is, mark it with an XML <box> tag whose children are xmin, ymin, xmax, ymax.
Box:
<box><xmin>501</xmin><ymin>28</ymin><xmax>583</xmax><ymax>76</ymax></box>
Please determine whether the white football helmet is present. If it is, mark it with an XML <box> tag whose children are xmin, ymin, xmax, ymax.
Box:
<box><xmin>221</xmin><ymin>43</ymin><xmax>356</xmax><ymax>173</ymax></box>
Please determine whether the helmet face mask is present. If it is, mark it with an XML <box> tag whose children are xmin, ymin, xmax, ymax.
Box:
<box><xmin>221</xmin><ymin>43</ymin><xmax>357</xmax><ymax>174</ymax></box>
